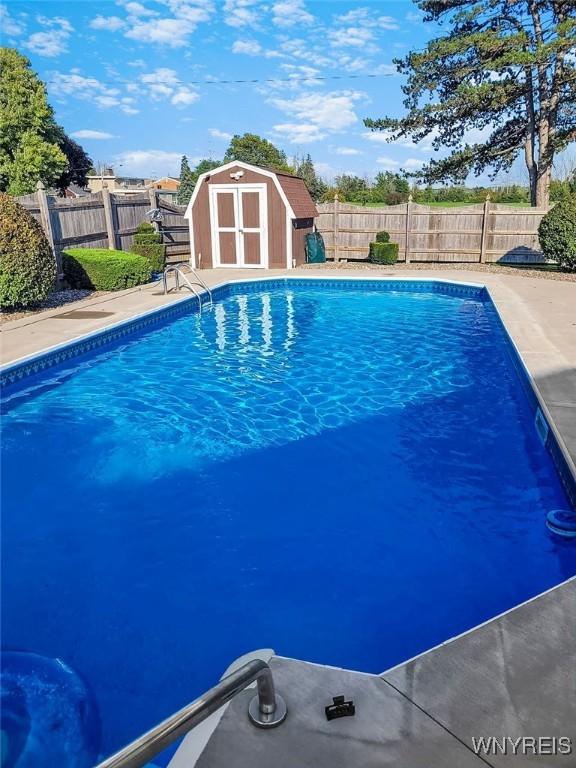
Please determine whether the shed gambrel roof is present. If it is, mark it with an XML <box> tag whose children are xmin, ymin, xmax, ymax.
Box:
<box><xmin>275</xmin><ymin>172</ymin><xmax>318</xmax><ymax>219</ymax></box>
<box><xmin>184</xmin><ymin>161</ymin><xmax>318</xmax><ymax>220</ymax></box>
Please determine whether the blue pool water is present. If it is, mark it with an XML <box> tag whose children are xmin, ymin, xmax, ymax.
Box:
<box><xmin>2</xmin><ymin>281</ymin><xmax>574</xmax><ymax>763</ymax></box>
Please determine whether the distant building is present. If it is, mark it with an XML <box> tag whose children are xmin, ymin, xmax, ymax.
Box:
<box><xmin>86</xmin><ymin>170</ymin><xmax>180</xmax><ymax>201</ymax></box>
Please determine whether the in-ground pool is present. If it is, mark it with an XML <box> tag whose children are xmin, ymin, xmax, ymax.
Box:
<box><xmin>2</xmin><ymin>279</ymin><xmax>575</xmax><ymax>764</ymax></box>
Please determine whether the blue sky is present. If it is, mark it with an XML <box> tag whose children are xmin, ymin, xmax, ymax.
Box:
<box><xmin>0</xmin><ymin>0</ymin><xmax>536</xmax><ymax>183</ymax></box>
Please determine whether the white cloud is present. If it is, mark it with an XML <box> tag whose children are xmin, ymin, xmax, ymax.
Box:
<box><xmin>128</xmin><ymin>59</ymin><xmax>146</xmax><ymax>67</ymax></box>
<box><xmin>274</xmin><ymin>123</ymin><xmax>326</xmax><ymax>144</ymax></box>
<box><xmin>377</xmin><ymin>156</ymin><xmax>400</xmax><ymax>169</ymax></box>
<box><xmin>90</xmin><ymin>15</ymin><xmax>125</xmax><ymax>31</ymax></box>
<box><xmin>140</xmin><ymin>68</ymin><xmax>198</xmax><ymax>107</ymax></box>
<box><xmin>335</xmin><ymin>7</ymin><xmax>399</xmax><ymax>30</ymax></box>
<box><xmin>373</xmin><ymin>63</ymin><xmax>397</xmax><ymax>75</ymax></box>
<box><xmin>271</xmin><ymin>90</ymin><xmax>363</xmax><ymax>131</ymax></box>
<box><xmin>403</xmin><ymin>158</ymin><xmax>425</xmax><ymax>169</ymax></box>
<box><xmin>363</xmin><ymin>130</ymin><xmax>438</xmax><ymax>152</ymax></box>
<box><xmin>232</xmin><ymin>39</ymin><xmax>262</xmax><ymax>55</ymax></box>
<box><xmin>115</xmin><ymin>149</ymin><xmax>184</xmax><ymax>176</ymax></box>
<box><xmin>377</xmin><ymin>156</ymin><xmax>423</xmax><ymax>171</ymax></box>
<box><xmin>232</xmin><ymin>39</ymin><xmax>282</xmax><ymax>58</ymax></box>
<box><xmin>224</xmin><ymin>0</ymin><xmax>260</xmax><ymax>28</ymax></box>
<box><xmin>161</xmin><ymin>0</ymin><xmax>214</xmax><ymax>23</ymax></box>
<box><xmin>314</xmin><ymin>161</ymin><xmax>337</xmax><ymax>182</ymax></box>
<box><xmin>272</xmin><ymin>0</ymin><xmax>314</xmax><ymax>28</ymax></box>
<box><xmin>25</xmin><ymin>17</ymin><xmax>73</xmax><ymax>57</ymax></box>
<box><xmin>126</xmin><ymin>17</ymin><xmax>196</xmax><ymax>46</ymax></box>
<box><xmin>363</xmin><ymin>131</ymin><xmax>391</xmax><ymax>144</ymax></box>
<box><xmin>328</xmin><ymin>7</ymin><xmax>399</xmax><ymax>54</ymax></box>
<box><xmin>171</xmin><ymin>88</ymin><xmax>198</xmax><ymax>106</ymax></box>
<box><xmin>71</xmin><ymin>130</ymin><xmax>116</xmax><ymax>139</ymax></box>
<box><xmin>406</xmin><ymin>11</ymin><xmax>423</xmax><ymax>23</ymax></box>
<box><xmin>328</xmin><ymin>26</ymin><xmax>375</xmax><ymax>49</ymax></box>
<box><xmin>279</xmin><ymin>38</ymin><xmax>332</xmax><ymax>69</ymax></box>
<box><xmin>123</xmin><ymin>1</ymin><xmax>158</xmax><ymax>16</ymax></box>
<box><xmin>48</xmin><ymin>72</ymin><xmax>138</xmax><ymax>114</ymax></box>
<box><xmin>209</xmin><ymin>128</ymin><xmax>233</xmax><ymax>140</ymax></box>
<box><xmin>1</xmin><ymin>6</ymin><xmax>25</xmax><ymax>36</ymax></box>
<box><xmin>334</xmin><ymin>147</ymin><xmax>362</xmax><ymax>156</ymax></box>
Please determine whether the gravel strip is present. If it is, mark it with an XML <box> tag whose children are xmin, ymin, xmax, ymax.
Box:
<box><xmin>1</xmin><ymin>290</ymin><xmax>108</xmax><ymax>323</ymax></box>
<box><xmin>301</xmin><ymin>262</ymin><xmax>576</xmax><ymax>281</ymax></box>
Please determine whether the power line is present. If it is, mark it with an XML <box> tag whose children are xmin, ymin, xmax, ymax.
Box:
<box><xmin>46</xmin><ymin>72</ymin><xmax>397</xmax><ymax>86</ymax></box>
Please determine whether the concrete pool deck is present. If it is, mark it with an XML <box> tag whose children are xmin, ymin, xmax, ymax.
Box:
<box><xmin>184</xmin><ymin>577</ymin><xmax>575</xmax><ymax>768</ymax></box>
<box><xmin>2</xmin><ymin>266</ymin><xmax>575</xmax><ymax>475</ymax></box>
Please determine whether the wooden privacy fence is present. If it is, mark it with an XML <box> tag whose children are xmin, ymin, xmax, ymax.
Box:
<box><xmin>17</xmin><ymin>184</ymin><xmax>190</xmax><ymax>276</ymax></box>
<box><xmin>316</xmin><ymin>198</ymin><xmax>550</xmax><ymax>264</ymax></box>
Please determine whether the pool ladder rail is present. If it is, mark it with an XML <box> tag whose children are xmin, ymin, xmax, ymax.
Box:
<box><xmin>94</xmin><ymin>659</ymin><xmax>287</xmax><ymax>768</ymax></box>
<box><xmin>162</xmin><ymin>263</ymin><xmax>213</xmax><ymax>314</ymax></box>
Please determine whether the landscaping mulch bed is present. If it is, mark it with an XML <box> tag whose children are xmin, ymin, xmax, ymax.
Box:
<box><xmin>1</xmin><ymin>289</ymin><xmax>107</xmax><ymax>324</ymax></box>
<box><xmin>301</xmin><ymin>261</ymin><xmax>576</xmax><ymax>282</ymax></box>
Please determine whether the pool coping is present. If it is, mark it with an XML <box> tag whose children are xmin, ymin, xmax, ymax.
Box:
<box><xmin>2</xmin><ymin>275</ymin><xmax>574</xmax><ymax>508</ymax></box>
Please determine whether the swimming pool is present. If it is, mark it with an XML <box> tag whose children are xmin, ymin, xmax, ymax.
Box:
<box><xmin>2</xmin><ymin>279</ymin><xmax>574</xmax><ymax>765</ymax></box>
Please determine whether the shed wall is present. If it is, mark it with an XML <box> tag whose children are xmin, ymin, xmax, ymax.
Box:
<box><xmin>192</xmin><ymin>165</ymin><xmax>288</xmax><ymax>268</ymax></box>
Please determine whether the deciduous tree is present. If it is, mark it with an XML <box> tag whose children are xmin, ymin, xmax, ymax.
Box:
<box><xmin>0</xmin><ymin>48</ymin><xmax>85</xmax><ymax>195</ymax></box>
<box><xmin>365</xmin><ymin>1</ymin><xmax>576</xmax><ymax>207</ymax></box>
<box><xmin>224</xmin><ymin>133</ymin><xmax>292</xmax><ymax>172</ymax></box>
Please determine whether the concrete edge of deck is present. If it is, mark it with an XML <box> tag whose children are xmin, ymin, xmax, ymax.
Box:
<box><xmin>182</xmin><ymin>577</ymin><xmax>575</xmax><ymax>768</ymax></box>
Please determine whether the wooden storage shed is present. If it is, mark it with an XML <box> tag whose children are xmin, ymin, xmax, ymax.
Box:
<box><xmin>184</xmin><ymin>161</ymin><xmax>318</xmax><ymax>269</ymax></box>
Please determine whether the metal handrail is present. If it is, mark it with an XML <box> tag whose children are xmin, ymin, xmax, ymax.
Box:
<box><xmin>162</xmin><ymin>266</ymin><xmax>204</xmax><ymax>313</ymax></box>
<box><xmin>94</xmin><ymin>659</ymin><xmax>287</xmax><ymax>768</ymax></box>
<box><xmin>179</xmin><ymin>262</ymin><xmax>213</xmax><ymax>309</ymax></box>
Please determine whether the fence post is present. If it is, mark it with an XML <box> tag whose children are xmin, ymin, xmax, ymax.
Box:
<box><xmin>480</xmin><ymin>194</ymin><xmax>491</xmax><ymax>263</ymax></box>
<box><xmin>333</xmin><ymin>193</ymin><xmax>339</xmax><ymax>262</ymax></box>
<box><xmin>36</xmin><ymin>181</ymin><xmax>62</xmax><ymax>285</ymax></box>
<box><xmin>405</xmin><ymin>194</ymin><xmax>413</xmax><ymax>263</ymax></box>
<box><xmin>101</xmin><ymin>186</ymin><xmax>116</xmax><ymax>250</ymax></box>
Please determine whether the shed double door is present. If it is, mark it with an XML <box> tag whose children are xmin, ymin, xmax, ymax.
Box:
<box><xmin>210</xmin><ymin>184</ymin><xmax>268</xmax><ymax>268</ymax></box>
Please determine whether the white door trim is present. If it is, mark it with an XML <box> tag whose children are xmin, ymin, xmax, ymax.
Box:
<box><xmin>209</xmin><ymin>184</ymin><xmax>267</xmax><ymax>269</ymax></box>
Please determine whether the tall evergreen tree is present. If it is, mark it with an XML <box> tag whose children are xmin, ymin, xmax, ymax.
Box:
<box><xmin>294</xmin><ymin>154</ymin><xmax>327</xmax><ymax>201</ymax></box>
<box><xmin>177</xmin><ymin>155</ymin><xmax>195</xmax><ymax>204</ymax></box>
<box><xmin>365</xmin><ymin>1</ymin><xmax>576</xmax><ymax>206</ymax></box>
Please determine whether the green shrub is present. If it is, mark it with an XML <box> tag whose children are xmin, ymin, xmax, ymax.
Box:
<box><xmin>62</xmin><ymin>248</ymin><xmax>151</xmax><ymax>291</ymax></box>
<box><xmin>369</xmin><ymin>241</ymin><xmax>399</xmax><ymax>264</ymax></box>
<box><xmin>538</xmin><ymin>199</ymin><xmax>576</xmax><ymax>272</ymax></box>
<box><xmin>375</xmin><ymin>230</ymin><xmax>391</xmax><ymax>243</ymax></box>
<box><xmin>134</xmin><ymin>221</ymin><xmax>162</xmax><ymax>244</ymax></box>
<box><xmin>0</xmin><ymin>192</ymin><xmax>56</xmax><ymax>309</ymax></box>
<box><xmin>132</xmin><ymin>222</ymin><xmax>166</xmax><ymax>271</ymax></box>
<box><xmin>131</xmin><ymin>243</ymin><xmax>166</xmax><ymax>272</ymax></box>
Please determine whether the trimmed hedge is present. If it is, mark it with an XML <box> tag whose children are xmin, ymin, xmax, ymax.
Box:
<box><xmin>132</xmin><ymin>222</ymin><xmax>166</xmax><ymax>271</ymax></box>
<box><xmin>538</xmin><ymin>199</ymin><xmax>576</xmax><ymax>272</ymax></box>
<box><xmin>131</xmin><ymin>244</ymin><xmax>166</xmax><ymax>272</ymax></box>
<box><xmin>0</xmin><ymin>192</ymin><xmax>56</xmax><ymax>309</ymax></box>
<box><xmin>375</xmin><ymin>230</ymin><xmax>391</xmax><ymax>243</ymax></box>
<box><xmin>62</xmin><ymin>248</ymin><xmax>151</xmax><ymax>291</ymax></box>
<box><xmin>369</xmin><ymin>241</ymin><xmax>398</xmax><ymax>265</ymax></box>
<box><xmin>134</xmin><ymin>221</ymin><xmax>162</xmax><ymax>244</ymax></box>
